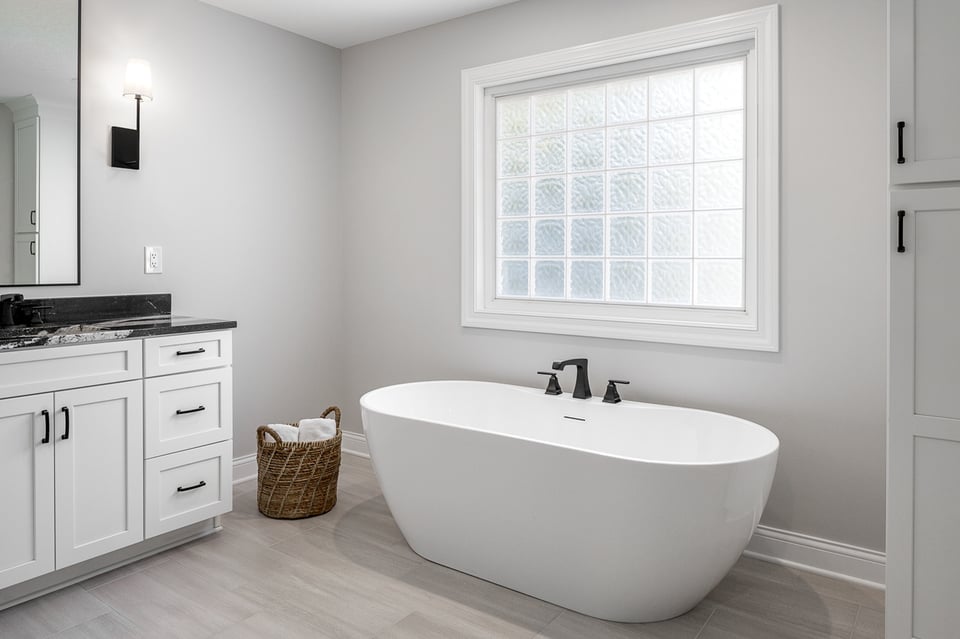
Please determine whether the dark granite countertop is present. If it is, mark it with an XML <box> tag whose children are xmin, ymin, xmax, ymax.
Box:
<box><xmin>0</xmin><ymin>294</ymin><xmax>236</xmax><ymax>351</ymax></box>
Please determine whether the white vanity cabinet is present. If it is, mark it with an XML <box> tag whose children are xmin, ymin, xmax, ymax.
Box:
<box><xmin>890</xmin><ymin>0</ymin><xmax>960</xmax><ymax>184</ymax></box>
<box><xmin>0</xmin><ymin>329</ymin><xmax>233</xmax><ymax>598</ymax></box>
<box><xmin>142</xmin><ymin>331</ymin><xmax>233</xmax><ymax>538</ymax></box>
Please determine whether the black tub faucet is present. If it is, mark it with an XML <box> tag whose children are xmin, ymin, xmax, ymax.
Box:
<box><xmin>552</xmin><ymin>358</ymin><xmax>591</xmax><ymax>399</ymax></box>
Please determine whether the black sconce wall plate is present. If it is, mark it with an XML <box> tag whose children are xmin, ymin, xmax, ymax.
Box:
<box><xmin>111</xmin><ymin>126</ymin><xmax>139</xmax><ymax>170</ymax></box>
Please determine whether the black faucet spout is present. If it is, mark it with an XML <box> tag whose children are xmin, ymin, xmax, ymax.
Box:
<box><xmin>552</xmin><ymin>358</ymin><xmax>591</xmax><ymax>399</ymax></box>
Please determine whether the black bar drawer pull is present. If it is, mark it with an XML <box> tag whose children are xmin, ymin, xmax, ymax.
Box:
<box><xmin>41</xmin><ymin>409</ymin><xmax>50</xmax><ymax>444</ymax></box>
<box><xmin>897</xmin><ymin>121</ymin><xmax>905</xmax><ymax>164</ymax></box>
<box><xmin>897</xmin><ymin>210</ymin><xmax>906</xmax><ymax>253</ymax></box>
<box><xmin>177</xmin><ymin>480</ymin><xmax>206</xmax><ymax>493</ymax></box>
<box><xmin>175</xmin><ymin>347</ymin><xmax>206</xmax><ymax>356</ymax></box>
<box><xmin>29</xmin><ymin>241</ymin><xmax>36</xmax><ymax>256</ymax></box>
<box><xmin>176</xmin><ymin>405</ymin><xmax>206</xmax><ymax>415</ymax></box>
<box><xmin>30</xmin><ymin>210</ymin><xmax>36</xmax><ymax>225</ymax></box>
<box><xmin>61</xmin><ymin>406</ymin><xmax>70</xmax><ymax>440</ymax></box>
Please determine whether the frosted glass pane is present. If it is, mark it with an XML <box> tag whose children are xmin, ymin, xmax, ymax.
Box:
<box><xmin>695</xmin><ymin>260</ymin><xmax>743</xmax><ymax>307</ymax></box>
<box><xmin>650</xmin><ymin>260</ymin><xmax>692</xmax><ymax>305</ymax></box>
<box><xmin>535</xmin><ymin>219</ymin><xmax>565</xmax><ymax>256</ymax></box>
<box><xmin>650</xmin><ymin>213</ymin><xmax>692</xmax><ymax>257</ymax></box>
<box><xmin>499</xmin><ymin>220</ymin><xmax>529</xmax><ymax>256</ymax></box>
<box><xmin>607</xmin><ymin>78</ymin><xmax>647</xmax><ymax>124</ymax></box>
<box><xmin>499</xmin><ymin>260</ymin><xmax>528</xmax><ymax>296</ymax></box>
<box><xmin>534</xmin><ymin>93</ymin><xmax>566</xmax><ymax>133</ymax></box>
<box><xmin>695</xmin><ymin>161</ymin><xmax>743</xmax><ymax>210</ymax></box>
<box><xmin>499</xmin><ymin>179</ymin><xmax>529</xmax><ymax>216</ymax></box>
<box><xmin>535</xmin><ymin>136</ymin><xmax>566</xmax><ymax>174</ymax></box>
<box><xmin>570</xmin><ymin>261</ymin><xmax>603</xmax><ymax>300</ymax></box>
<box><xmin>497</xmin><ymin>97</ymin><xmax>530</xmax><ymax>138</ymax></box>
<box><xmin>570</xmin><ymin>218</ymin><xmax>603</xmax><ymax>256</ymax></box>
<box><xmin>569</xmin><ymin>86</ymin><xmax>605</xmax><ymax>129</ymax></box>
<box><xmin>609</xmin><ymin>216</ymin><xmax>646</xmax><ymax>257</ymax></box>
<box><xmin>650</xmin><ymin>166</ymin><xmax>692</xmax><ymax>211</ymax></box>
<box><xmin>649</xmin><ymin>118</ymin><xmax>693</xmax><ymax>165</ymax></box>
<box><xmin>608</xmin><ymin>126</ymin><xmax>647</xmax><ymax>168</ymax></box>
<box><xmin>570</xmin><ymin>175</ymin><xmax>604</xmax><ymax>213</ymax></box>
<box><xmin>534</xmin><ymin>260</ymin><xmax>565</xmax><ymax>298</ymax></box>
<box><xmin>609</xmin><ymin>261</ymin><xmax>646</xmax><ymax>301</ymax></box>
<box><xmin>695</xmin><ymin>60</ymin><xmax>744</xmax><ymax>114</ymax></box>
<box><xmin>609</xmin><ymin>172</ymin><xmax>646</xmax><ymax>212</ymax></box>
<box><xmin>534</xmin><ymin>178</ymin><xmax>565</xmax><ymax>215</ymax></box>
<box><xmin>695</xmin><ymin>112</ymin><xmax>744</xmax><ymax>162</ymax></box>
<box><xmin>695</xmin><ymin>210</ymin><xmax>743</xmax><ymax>258</ymax></box>
<box><xmin>569</xmin><ymin>131</ymin><xmax>605</xmax><ymax>172</ymax></box>
<box><xmin>649</xmin><ymin>70</ymin><xmax>693</xmax><ymax>119</ymax></box>
<box><xmin>499</xmin><ymin>139</ymin><xmax>529</xmax><ymax>177</ymax></box>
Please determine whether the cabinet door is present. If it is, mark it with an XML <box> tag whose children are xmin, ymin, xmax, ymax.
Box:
<box><xmin>13</xmin><ymin>118</ymin><xmax>39</xmax><ymax>234</ymax></box>
<box><xmin>888</xmin><ymin>188</ymin><xmax>960</xmax><ymax>638</ymax></box>
<box><xmin>54</xmin><ymin>380</ymin><xmax>144</xmax><ymax>569</ymax></box>
<box><xmin>0</xmin><ymin>394</ymin><xmax>54</xmax><ymax>589</ymax></box>
<box><xmin>890</xmin><ymin>0</ymin><xmax>960</xmax><ymax>183</ymax></box>
<box><xmin>14</xmin><ymin>234</ymin><xmax>39</xmax><ymax>285</ymax></box>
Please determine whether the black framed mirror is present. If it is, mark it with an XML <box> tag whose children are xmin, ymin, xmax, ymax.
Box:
<box><xmin>0</xmin><ymin>0</ymin><xmax>80</xmax><ymax>286</ymax></box>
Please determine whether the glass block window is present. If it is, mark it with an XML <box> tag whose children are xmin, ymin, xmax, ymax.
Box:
<box><xmin>494</xmin><ymin>59</ymin><xmax>745</xmax><ymax>309</ymax></box>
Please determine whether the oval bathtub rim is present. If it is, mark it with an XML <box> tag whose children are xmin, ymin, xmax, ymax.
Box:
<box><xmin>360</xmin><ymin>380</ymin><xmax>780</xmax><ymax>468</ymax></box>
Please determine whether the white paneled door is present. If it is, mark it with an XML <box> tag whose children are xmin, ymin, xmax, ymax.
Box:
<box><xmin>54</xmin><ymin>380</ymin><xmax>144</xmax><ymax>569</ymax></box>
<box><xmin>888</xmin><ymin>187</ymin><xmax>960</xmax><ymax>638</ymax></box>
<box><xmin>0</xmin><ymin>395</ymin><xmax>55</xmax><ymax>589</ymax></box>
<box><xmin>890</xmin><ymin>0</ymin><xmax>960</xmax><ymax>184</ymax></box>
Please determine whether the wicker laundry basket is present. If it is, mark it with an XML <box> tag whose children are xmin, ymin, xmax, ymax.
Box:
<box><xmin>256</xmin><ymin>406</ymin><xmax>342</xmax><ymax>519</ymax></box>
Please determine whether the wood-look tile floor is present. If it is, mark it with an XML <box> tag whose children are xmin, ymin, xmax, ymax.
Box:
<box><xmin>0</xmin><ymin>455</ymin><xmax>884</xmax><ymax>638</ymax></box>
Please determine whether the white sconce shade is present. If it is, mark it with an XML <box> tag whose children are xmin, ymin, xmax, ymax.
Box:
<box><xmin>123</xmin><ymin>58</ymin><xmax>153</xmax><ymax>100</ymax></box>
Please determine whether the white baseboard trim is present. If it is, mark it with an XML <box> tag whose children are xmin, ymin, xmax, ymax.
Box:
<box><xmin>232</xmin><ymin>453</ymin><xmax>257</xmax><ymax>485</ymax></box>
<box><xmin>341</xmin><ymin>429</ymin><xmax>370</xmax><ymax>458</ymax></box>
<box><xmin>744</xmin><ymin>525</ymin><xmax>885</xmax><ymax>589</ymax></box>
<box><xmin>232</xmin><ymin>431</ymin><xmax>886</xmax><ymax>588</ymax></box>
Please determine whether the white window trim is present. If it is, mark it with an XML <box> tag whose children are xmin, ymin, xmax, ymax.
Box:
<box><xmin>461</xmin><ymin>5</ymin><xmax>779</xmax><ymax>351</ymax></box>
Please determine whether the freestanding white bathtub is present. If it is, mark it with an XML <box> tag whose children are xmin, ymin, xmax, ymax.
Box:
<box><xmin>360</xmin><ymin>381</ymin><xmax>779</xmax><ymax>623</ymax></box>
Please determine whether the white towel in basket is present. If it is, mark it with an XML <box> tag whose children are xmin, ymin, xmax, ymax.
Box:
<box><xmin>297</xmin><ymin>417</ymin><xmax>337</xmax><ymax>442</ymax></box>
<box><xmin>267</xmin><ymin>423</ymin><xmax>299</xmax><ymax>443</ymax></box>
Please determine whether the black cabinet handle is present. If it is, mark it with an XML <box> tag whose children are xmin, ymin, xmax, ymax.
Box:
<box><xmin>41</xmin><ymin>409</ymin><xmax>50</xmax><ymax>444</ymax></box>
<box><xmin>176</xmin><ymin>405</ymin><xmax>206</xmax><ymax>415</ymax></box>
<box><xmin>61</xmin><ymin>406</ymin><xmax>70</xmax><ymax>440</ymax></box>
<box><xmin>175</xmin><ymin>347</ymin><xmax>206</xmax><ymax>356</ymax></box>
<box><xmin>177</xmin><ymin>480</ymin><xmax>206</xmax><ymax>493</ymax></box>
<box><xmin>897</xmin><ymin>121</ymin><xmax>905</xmax><ymax>164</ymax></box>
<box><xmin>897</xmin><ymin>210</ymin><xmax>906</xmax><ymax>253</ymax></box>
<box><xmin>30</xmin><ymin>210</ymin><xmax>36</xmax><ymax>225</ymax></box>
<box><xmin>29</xmin><ymin>241</ymin><xmax>36</xmax><ymax>256</ymax></box>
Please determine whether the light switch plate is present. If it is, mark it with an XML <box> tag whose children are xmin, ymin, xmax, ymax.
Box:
<box><xmin>144</xmin><ymin>246</ymin><xmax>163</xmax><ymax>274</ymax></box>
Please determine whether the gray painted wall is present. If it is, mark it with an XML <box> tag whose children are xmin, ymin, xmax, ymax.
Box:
<box><xmin>340</xmin><ymin>0</ymin><xmax>887</xmax><ymax>551</ymax></box>
<box><xmin>0</xmin><ymin>103</ymin><xmax>12</xmax><ymax>282</ymax></box>
<box><xmin>0</xmin><ymin>0</ymin><xmax>343</xmax><ymax>459</ymax></box>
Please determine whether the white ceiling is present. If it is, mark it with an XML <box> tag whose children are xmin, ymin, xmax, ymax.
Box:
<box><xmin>197</xmin><ymin>0</ymin><xmax>520</xmax><ymax>49</ymax></box>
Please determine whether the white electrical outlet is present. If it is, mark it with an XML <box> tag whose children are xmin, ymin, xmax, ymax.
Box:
<box><xmin>144</xmin><ymin>246</ymin><xmax>163</xmax><ymax>274</ymax></box>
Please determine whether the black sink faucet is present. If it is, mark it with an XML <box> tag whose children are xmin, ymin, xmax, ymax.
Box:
<box><xmin>552</xmin><ymin>358</ymin><xmax>591</xmax><ymax>399</ymax></box>
<box><xmin>0</xmin><ymin>294</ymin><xmax>24</xmax><ymax>327</ymax></box>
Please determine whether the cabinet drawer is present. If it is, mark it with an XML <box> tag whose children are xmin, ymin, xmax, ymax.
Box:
<box><xmin>0</xmin><ymin>341</ymin><xmax>142</xmax><ymax>399</ymax></box>
<box><xmin>144</xmin><ymin>331</ymin><xmax>231</xmax><ymax>377</ymax></box>
<box><xmin>144</xmin><ymin>440</ymin><xmax>232</xmax><ymax>538</ymax></box>
<box><xmin>144</xmin><ymin>368</ymin><xmax>233</xmax><ymax>458</ymax></box>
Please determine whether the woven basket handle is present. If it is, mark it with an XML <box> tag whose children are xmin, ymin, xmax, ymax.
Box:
<box><xmin>320</xmin><ymin>406</ymin><xmax>341</xmax><ymax>428</ymax></box>
<box><xmin>257</xmin><ymin>425</ymin><xmax>283</xmax><ymax>445</ymax></box>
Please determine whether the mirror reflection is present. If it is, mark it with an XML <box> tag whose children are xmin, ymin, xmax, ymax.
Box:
<box><xmin>0</xmin><ymin>0</ymin><xmax>79</xmax><ymax>285</ymax></box>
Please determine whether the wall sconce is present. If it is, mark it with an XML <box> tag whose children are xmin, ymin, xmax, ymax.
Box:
<box><xmin>111</xmin><ymin>59</ymin><xmax>152</xmax><ymax>170</ymax></box>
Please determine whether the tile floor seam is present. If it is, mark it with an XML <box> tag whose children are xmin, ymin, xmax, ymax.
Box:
<box><xmin>692</xmin><ymin>605</ymin><xmax>718</xmax><ymax>639</ymax></box>
<box><xmin>848</xmin><ymin>604</ymin><xmax>862</xmax><ymax>639</ymax></box>
<box><xmin>77</xmin><ymin>593</ymin><xmax>143</xmax><ymax>637</ymax></box>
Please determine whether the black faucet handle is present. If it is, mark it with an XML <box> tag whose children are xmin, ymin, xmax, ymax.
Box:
<box><xmin>537</xmin><ymin>371</ymin><xmax>563</xmax><ymax>395</ymax></box>
<box><xmin>603</xmin><ymin>379</ymin><xmax>630</xmax><ymax>404</ymax></box>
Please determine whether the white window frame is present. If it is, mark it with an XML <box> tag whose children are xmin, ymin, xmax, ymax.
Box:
<box><xmin>461</xmin><ymin>5</ymin><xmax>779</xmax><ymax>351</ymax></box>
